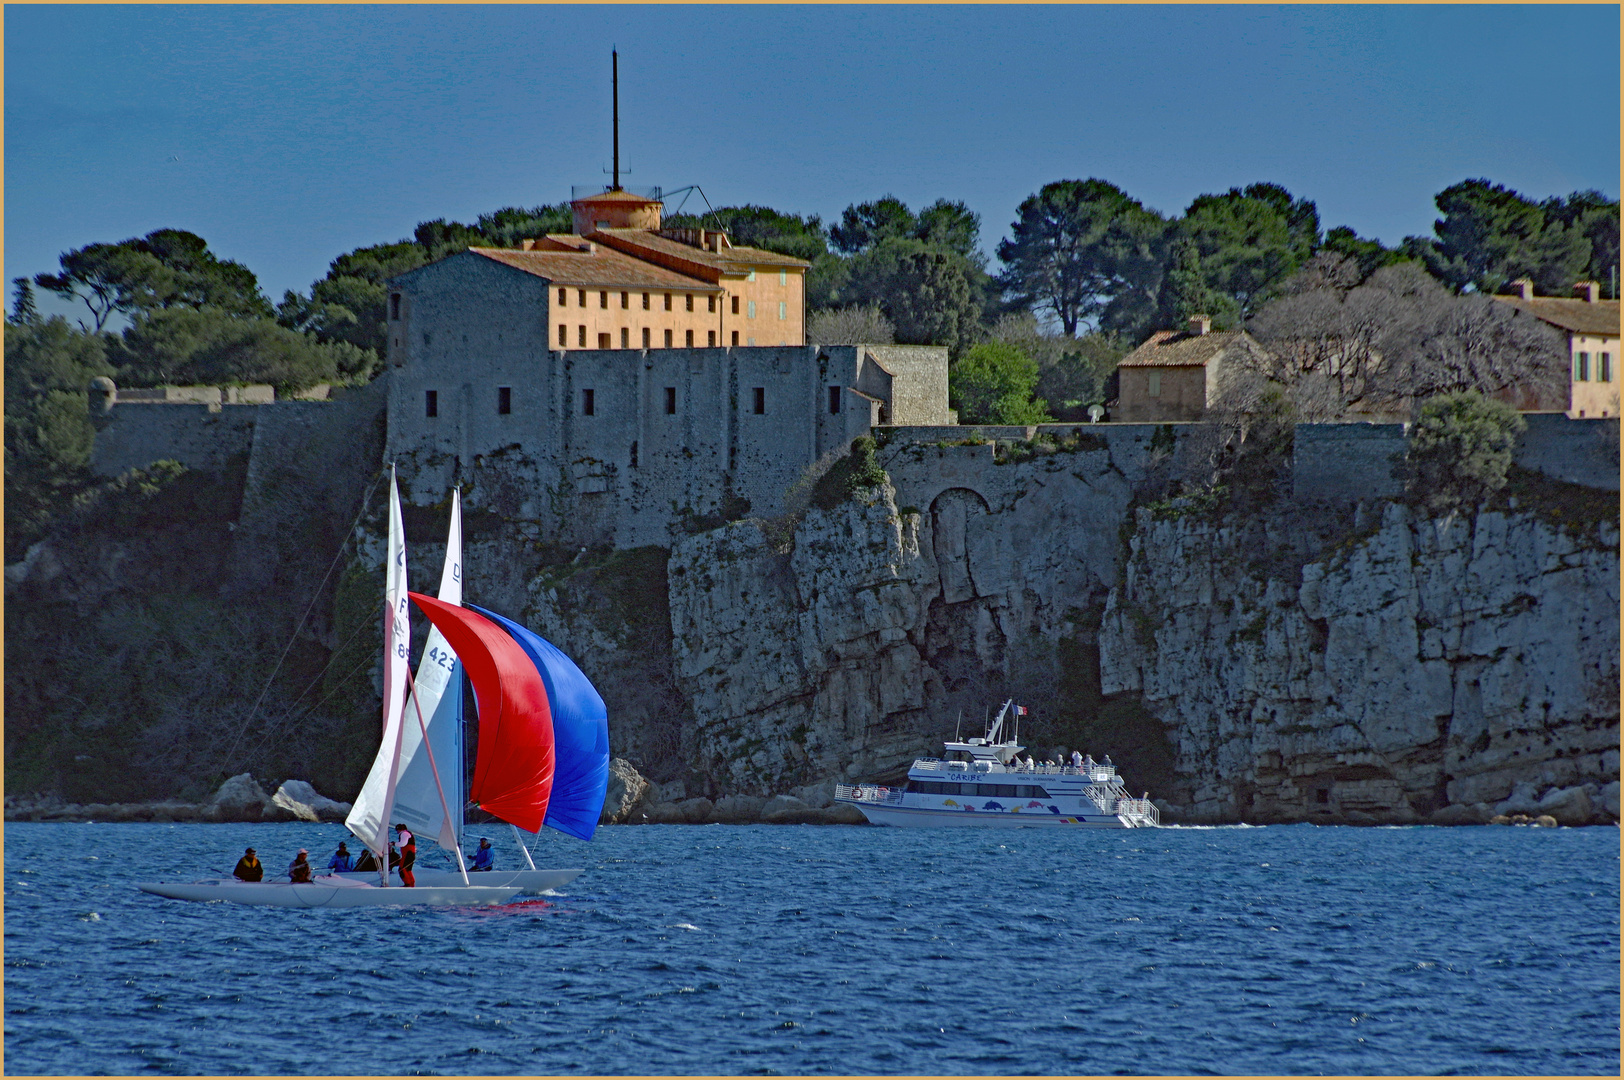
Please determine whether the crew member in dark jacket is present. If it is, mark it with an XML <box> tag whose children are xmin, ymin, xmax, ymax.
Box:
<box><xmin>327</xmin><ymin>842</ymin><xmax>354</xmax><ymax>874</ymax></box>
<box><xmin>233</xmin><ymin>847</ymin><xmax>263</xmax><ymax>882</ymax></box>
<box><xmin>469</xmin><ymin>837</ymin><xmax>494</xmax><ymax>872</ymax></box>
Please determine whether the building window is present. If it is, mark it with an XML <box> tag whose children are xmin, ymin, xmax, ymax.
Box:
<box><xmin>599</xmin><ymin>332</ymin><xmax>612</xmax><ymax>349</ymax></box>
<box><xmin>578</xmin><ymin>289</ymin><xmax>587</xmax><ymax>306</ymax></box>
<box><xmin>778</xmin><ymin>301</ymin><xmax>787</xmax><ymax>320</ymax></box>
<box><xmin>732</xmin><ymin>330</ymin><xmax>739</xmax><ymax>346</ymax></box>
<box><xmin>747</xmin><ymin>337</ymin><xmax>755</xmax><ymax>346</ymax></box>
<box><xmin>732</xmin><ymin>296</ymin><xmax>740</xmax><ymax>315</ymax></box>
<box><xmin>642</xmin><ymin>292</ymin><xmax>650</xmax><ymax>310</ymax></box>
<box><xmin>664</xmin><ymin>293</ymin><xmax>672</xmax><ymax>311</ymax></box>
<box><xmin>558</xmin><ymin>324</ymin><xmax>567</xmax><ymax>347</ymax></box>
<box><xmin>779</xmin><ymin>269</ymin><xmax>787</xmax><ymax>285</ymax></box>
<box><xmin>390</xmin><ymin>293</ymin><xmax>402</xmax><ymax>320</ymax></box>
<box><xmin>498</xmin><ymin>386</ymin><xmax>512</xmax><ymax>415</ymax></box>
<box><xmin>829</xmin><ymin>386</ymin><xmax>841</xmax><ymax>414</ymax></box>
<box><xmin>582</xmin><ymin>389</ymin><xmax>595</xmax><ymax>416</ymax></box>
<box><xmin>425</xmin><ymin>390</ymin><xmax>438</xmax><ymax>417</ymax></box>
<box><xmin>708</xmin><ymin>295</ymin><xmax>716</xmax><ymax>313</ymax></box>
<box><xmin>1601</xmin><ymin>352</ymin><xmax>1613</xmax><ymax>382</ymax></box>
<box><xmin>621</xmin><ymin>291</ymin><xmax>629</xmax><ymax>309</ymax></box>
<box><xmin>600</xmin><ymin>291</ymin><xmax>608</xmax><ymax>309</ymax></box>
<box><xmin>665</xmin><ymin>329</ymin><xmax>673</xmax><ymax>348</ymax></box>
<box><xmin>665</xmin><ymin>387</ymin><xmax>677</xmax><ymax>414</ymax></box>
<box><xmin>1576</xmin><ymin>352</ymin><xmax>1590</xmax><ymax>381</ymax></box>
<box><xmin>747</xmin><ymin>270</ymin><xmax>756</xmax><ymax>282</ymax></box>
<box><xmin>422</xmin><ymin>333</ymin><xmax>431</xmax><ymax>346</ymax></box>
<box><xmin>630</xmin><ymin>440</ymin><xmax>638</xmax><ymax>468</ymax></box>
<box><xmin>685</xmin><ymin>294</ymin><xmax>694</xmax><ymax>313</ymax></box>
<box><xmin>558</xmin><ymin>288</ymin><xmax>567</xmax><ymax>306</ymax></box>
<box><xmin>621</xmin><ymin>328</ymin><xmax>630</xmax><ymax>349</ymax></box>
<box><xmin>708</xmin><ymin>330</ymin><xmax>716</xmax><ymax>347</ymax></box>
<box><xmin>1148</xmin><ymin>372</ymin><xmax>1162</xmax><ymax>397</ymax></box>
<box><xmin>753</xmin><ymin>387</ymin><xmax>765</xmax><ymax>414</ymax></box>
<box><xmin>643</xmin><ymin>327</ymin><xmax>651</xmax><ymax>349</ymax></box>
<box><xmin>685</xmin><ymin>329</ymin><xmax>694</xmax><ymax>347</ymax></box>
<box><xmin>578</xmin><ymin>326</ymin><xmax>587</xmax><ymax>347</ymax></box>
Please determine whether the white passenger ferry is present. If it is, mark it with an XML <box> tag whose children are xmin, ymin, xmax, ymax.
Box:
<box><xmin>834</xmin><ymin>700</ymin><xmax>1160</xmax><ymax>828</ymax></box>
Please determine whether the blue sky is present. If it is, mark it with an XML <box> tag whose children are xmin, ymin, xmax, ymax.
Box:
<box><xmin>6</xmin><ymin>4</ymin><xmax>1619</xmax><ymax>311</ymax></box>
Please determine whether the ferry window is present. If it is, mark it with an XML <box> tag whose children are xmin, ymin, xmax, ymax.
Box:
<box><xmin>424</xmin><ymin>390</ymin><xmax>437</xmax><ymax>418</ymax></box>
<box><xmin>497</xmin><ymin>386</ymin><xmax>512</xmax><ymax>415</ymax></box>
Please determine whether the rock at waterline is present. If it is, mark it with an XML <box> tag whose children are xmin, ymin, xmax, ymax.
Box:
<box><xmin>600</xmin><ymin>758</ymin><xmax>650</xmax><ymax>824</ymax></box>
<box><xmin>1536</xmin><ymin>785</ymin><xmax>1594</xmax><ymax>826</ymax></box>
<box><xmin>210</xmin><ymin>774</ymin><xmax>270</xmax><ymax>820</ymax></box>
<box><xmin>270</xmin><ymin>780</ymin><xmax>352</xmax><ymax>823</ymax></box>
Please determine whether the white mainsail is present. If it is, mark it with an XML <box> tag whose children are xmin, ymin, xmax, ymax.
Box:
<box><xmin>391</xmin><ymin>489</ymin><xmax>465</xmax><ymax>853</ymax></box>
<box><xmin>344</xmin><ymin>470</ymin><xmax>413</xmax><ymax>868</ymax></box>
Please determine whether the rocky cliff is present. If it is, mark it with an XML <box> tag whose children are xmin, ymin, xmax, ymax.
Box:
<box><xmin>1100</xmin><ymin>500</ymin><xmax>1619</xmax><ymax>823</ymax></box>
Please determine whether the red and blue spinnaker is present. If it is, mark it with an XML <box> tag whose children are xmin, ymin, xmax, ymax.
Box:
<box><xmin>470</xmin><ymin>605</ymin><xmax>611</xmax><ymax>841</ymax></box>
<box><xmin>407</xmin><ymin>593</ymin><xmax>555</xmax><ymax>833</ymax></box>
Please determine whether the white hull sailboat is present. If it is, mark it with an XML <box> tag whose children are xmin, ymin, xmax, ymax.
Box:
<box><xmin>140</xmin><ymin>475</ymin><xmax>612</xmax><ymax>907</ymax></box>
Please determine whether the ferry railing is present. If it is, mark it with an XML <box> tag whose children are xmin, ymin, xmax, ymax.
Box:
<box><xmin>1114</xmin><ymin>797</ymin><xmax>1161</xmax><ymax>826</ymax></box>
<box><xmin>835</xmin><ymin>783</ymin><xmax>905</xmax><ymax>805</ymax></box>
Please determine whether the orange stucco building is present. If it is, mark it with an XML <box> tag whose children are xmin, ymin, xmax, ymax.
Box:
<box><xmin>1492</xmin><ymin>280</ymin><xmax>1620</xmax><ymax>419</ymax></box>
<box><xmin>471</xmin><ymin>187</ymin><xmax>808</xmax><ymax>353</ymax></box>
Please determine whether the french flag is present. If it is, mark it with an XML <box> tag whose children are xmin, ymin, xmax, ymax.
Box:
<box><xmin>1015</xmin><ymin>705</ymin><xmax>1028</xmax><ymax>716</ymax></box>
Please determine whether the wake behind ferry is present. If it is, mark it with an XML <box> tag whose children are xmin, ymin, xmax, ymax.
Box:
<box><xmin>834</xmin><ymin>700</ymin><xmax>1160</xmax><ymax>828</ymax></box>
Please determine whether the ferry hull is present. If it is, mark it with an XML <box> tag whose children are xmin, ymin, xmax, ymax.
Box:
<box><xmin>137</xmin><ymin>878</ymin><xmax>524</xmax><ymax>907</ymax></box>
<box><xmin>844</xmin><ymin>802</ymin><xmax>1135</xmax><ymax>828</ymax></box>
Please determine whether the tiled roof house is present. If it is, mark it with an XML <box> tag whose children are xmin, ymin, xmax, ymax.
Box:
<box><xmin>1492</xmin><ymin>280</ymin><xmax>1620</xmax><ymax>418</ymax></box>
<box><xmin>1113</xmin><ymin>315</ymin><xmax>1273</xmax><ymax>422</ymax></box>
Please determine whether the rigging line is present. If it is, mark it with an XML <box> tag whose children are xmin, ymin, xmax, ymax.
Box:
<box><xmin>233</xmin><ymin>618</ymin><xmax>378</xmax><ymax>762</ymax></box>
<box><xmin>235</xmin><ymin>643</ymin><xmax>376</xmax><ymax>763</ymax></box>
<box><xmin>249</xmin><ymin>603</ymin><xmax>378</xmax><ymax>736</ymax></box>
<box><xmin>218</xmin><ymin>469</ymin><xmax>386</xmax><ymax>772</ymax></box>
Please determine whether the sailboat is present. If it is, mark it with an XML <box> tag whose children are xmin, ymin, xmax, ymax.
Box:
<box><xmin>140</xmin><ymin>472</ymin><xmax>610</xmax><ymax>907</ymax></box>
<box><xmin>334</xmin><ymin>488</ymin><xmax>610</xmax><ymax>892</ymax></box>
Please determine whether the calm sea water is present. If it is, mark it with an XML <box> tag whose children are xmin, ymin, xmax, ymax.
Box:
<box><xmin>3</xmin><ymin>821</ymin><xmax>1618</xmax><ymax>1075</ymax></box>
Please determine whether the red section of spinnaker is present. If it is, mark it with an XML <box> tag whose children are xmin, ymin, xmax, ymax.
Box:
<box><xmin>407</xmin><ymin>592</ymin><xmax>555</xmax><ymax>832</ymax></box>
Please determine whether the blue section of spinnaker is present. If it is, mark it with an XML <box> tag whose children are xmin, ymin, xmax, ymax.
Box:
<box><xmin>469</xmin><ymin>605</ymin><xmax>610</xmax><ymax>841</ymax></box>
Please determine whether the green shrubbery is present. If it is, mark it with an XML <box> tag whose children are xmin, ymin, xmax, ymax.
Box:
<box><xmin>1404</xmin><ymin>390</ymin><xmax>1526</xmax><ymax>511</ymax></box>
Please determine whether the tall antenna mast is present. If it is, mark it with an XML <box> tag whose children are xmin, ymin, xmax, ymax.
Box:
<box><xmin>611</xmin><ymin>48</ymin><xmax>620</xmax><ymax>191</ymax></box>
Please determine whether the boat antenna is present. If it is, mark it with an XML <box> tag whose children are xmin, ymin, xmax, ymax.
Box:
<box><xmin>954</xmin><ymin>709</ymin><xmax>963</xmax><ymax>742</ymax></box>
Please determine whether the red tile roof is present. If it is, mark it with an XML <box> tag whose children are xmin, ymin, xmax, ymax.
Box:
<box><xmin>1118</xmin><ymin>329</ymin><xmax>1264</xmax><ymax>367</ymax></box>
<box><xmin>593</xmin><ymin>228</ymin><xmax>810</xmax><ymax>277</ymax></box>
<box><xmin>1491</xmin><ymin>295</ymin><xmax>1620</xmax><ymax>337</ymax></box>
<box><xmin>470</xmin><ymin>243</ymin><xmax>719</xmax><ymax>292</ymax></box>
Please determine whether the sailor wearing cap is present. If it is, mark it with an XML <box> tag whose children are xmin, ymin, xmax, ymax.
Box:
<box><xmin>232</xmin><ymin>847</ymin><xmax>263</xmax><ymax>882</ymax></box>
<box><xmin>287</xmin><ymin>848</ymin><xmax>313</xmax><ymax>884</ymax></box>
<box><xmin>469</xmin><ymin>836</ymin><xmax>495</xmax><ymax>872</ymax></box>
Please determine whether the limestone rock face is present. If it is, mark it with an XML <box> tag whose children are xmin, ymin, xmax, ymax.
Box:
<box><xmin>1100</xmin><ymin>503</ymin><xmax>1619</xmax><ymax>823</ymax></box>
<box><xmin>269</xmin><ymin>780</ymin><xmax>351</xmax><ymax>823</ymax></box>
<box><xmin>600</xmin><ymin>757</ymin><xmax>650</xmax><ymax>824</ymax></box>
<box><xmin>211</xmin><ymin>774</ymin><xmax>270</xmax><ymax>819</ymax></box>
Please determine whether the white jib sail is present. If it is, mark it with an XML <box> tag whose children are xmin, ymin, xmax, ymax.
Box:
<box><xmin>391</xmin><ymin>488</ymin><xmax>465</xmax><ymax>853</ymax></box>
<box><xmin>345</xmin><ymin>470</ymin><xmax>413</xmax><ymax>868</ymax></box>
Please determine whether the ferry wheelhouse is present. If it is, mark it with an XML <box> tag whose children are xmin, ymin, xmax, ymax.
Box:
<box><xmin>834</xmin><ymin>700</ymin><xmax>1160</xmax><ymax>828</ymax></box>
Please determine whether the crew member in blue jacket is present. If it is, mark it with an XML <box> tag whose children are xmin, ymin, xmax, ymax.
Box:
<box><xmin>327</xmin><ymin>842</ymin><xmax>354</xmax><ymax>874</ymax></box>
<box><xmin>468</xmin><ymin>837</ymin><xmax>495</xmax><ymax>872</ymax></box>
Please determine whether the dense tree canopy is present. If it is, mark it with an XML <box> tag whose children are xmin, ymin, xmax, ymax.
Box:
<box><xmin>1415</xmin><ymin>179</ymin><xmax>1616</xmax><ymax>296</ymax></box>
<box><xmin>948</xmin><ymin>341</ymin><xmax>1050</xmax><ymax>424</ymax></box>
<box><xmin>34</xmin><ymin>229</ymin><xmax>271</xmax><ymax>331</ymax></box>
